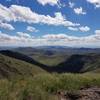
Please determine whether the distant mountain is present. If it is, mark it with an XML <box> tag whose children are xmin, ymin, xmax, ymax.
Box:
<box><xmin>13</xmin><ymin>47</ymin><xmax>100</xmax><ymax>55</ymax></box>
<box><xmin>0</xmin><ymin>46</ymin><xmax>15</xmax><ymax>50</ymax></box>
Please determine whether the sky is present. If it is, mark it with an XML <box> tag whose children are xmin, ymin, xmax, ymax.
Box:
<box><xmin>0</xmin><ymin>0</ymin><xmax>100</xmax><ymax>47</ymax></box>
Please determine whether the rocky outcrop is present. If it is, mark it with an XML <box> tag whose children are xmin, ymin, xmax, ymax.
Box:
<box><xmin>57</xmin><ymin>87</ymin><xmax>100</xmax><ymax>100</ymax></box>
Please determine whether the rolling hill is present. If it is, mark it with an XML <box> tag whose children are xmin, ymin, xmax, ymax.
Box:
<box><xmin>0</xmin><ymin>49</ymin><xmax>100</xmax><ymax>74</ymax></box>
<box><xmin>53</xmin><ymin>53</ymin><xmax>100</xmax><ymax>73</ymax></box>
<box><xmin>0</xmin><ymin>48</ymin><xmax>100</xmax><ymax>100</ymax></box>
<box><xmin>0</xmin><ymin>52</ymin><xmax>46</xmax><ymax>79</ymax></box>
<box><xmin>12</xmin><ymin>47</ymin><xmax>100</xmax><ymax>66</ymax></box>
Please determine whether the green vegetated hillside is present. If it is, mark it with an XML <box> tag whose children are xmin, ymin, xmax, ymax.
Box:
<box><xmin>13</xmin><ymin>47</ymin><xmax>70</xmax><ymax>66</ymax></box>
<box><xmin>53</xmin><ymin>53</ymin><xmax>100</xmax><ymax>73</ymax></box>
<box><xmin>0</xmin><ymin>49</ymin><xmax>100</xmax><ymax>74</ymax></box>
<box><xmin>12</xmin><ymin>47</ymin><xmax>100</xmax><ymax>73</ymax></box>
<box><xmin>0</xmin><ymin>73</ymin><xmax>100</xmax><ymax>100</ymax></box>
<box><xmin>0</xmin><ymin>48</ymin><xmax>100</xmax><ymax>100</ymax></box>
<box><xmin>0</xmin><ymin>53</ymin><xmax>46</xmax><ymax>79</ymax></box>
<box><xmin>13</xmin><ymin>47</ymin><xmax>100</xmax><ymax>67</ymax></box>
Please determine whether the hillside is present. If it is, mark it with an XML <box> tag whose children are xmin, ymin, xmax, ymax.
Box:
<box><xmin>0</xmin><ymin>49</ymin><xmax>100</xmax><ymax>74</ymax></box>
<box><xmin>0</xmin><ymin>49</ymin><xmax>100</xmax><ymax>100</ymax></box>
<box><xmin>54</xmin><ymin>54</ymin><xmax>100</xmax><ymax>73</ymax></box>
<box><xmin>12</xmin><ymin>47</ymin><xmax>100</xmax><ymax>67</ymax></box>
<box><xmin>0</xmin><ymin>53</ymin><xmax>46</xmax><ymax>79</ymax></box>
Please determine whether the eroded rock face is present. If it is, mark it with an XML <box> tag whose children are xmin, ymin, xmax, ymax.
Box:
<box><xmin>57</xmin><ymin>87</ymin><xmax>100</xmax><ymax>100</ymax></box>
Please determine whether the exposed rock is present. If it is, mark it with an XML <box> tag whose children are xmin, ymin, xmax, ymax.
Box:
<box><xmin>57</xmin><ymin>87</ymin><xmax>100</xmax><ymax>100</ymax></box>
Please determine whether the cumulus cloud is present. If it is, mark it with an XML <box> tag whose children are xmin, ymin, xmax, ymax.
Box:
<box><xmin>0</xmin><ymin>31</ymin><xmax>100</xmax><ymax>47</ymax></box>
<box><xmin>95</xmin><ymin>30</ymin><xmax>100</xmax><ymax>34</ymax></box>
<box><xmin>68</xmin><ymin>26</ymin><xmax>90</xmax><ymax>32</ymax></box>
<box><xmin>27</xmin><ymin>26</ymin><xmax>39</xmax><ymax>32</ymax></box>
<box><xmin>87</xmin><ymin>0</ymin><xmax>100</xmax><ymax>8</ymax></box>
<box><xmin>74</xmin><ymin>7</ymin><xmax>86</xmax><ymax>15</ymax></box>
<box><xmin>42</xmin><ymin>34</ymin><xmax>80</xmax><ymax>41</ymax></box>
<box><xmin>0</xmin><ymin>4</ymin><xmax>80</xmax><ymax>28</ymax></box>
<box><xmin>42</xmin><ymin>34</ymin><xmax>69</xmax><ymax>39</ymax></box>
<box><xmin>69</xmin><ymin>2</ymin><xmax>75</xmax><ymax>8</ymax></box>
<box><xmin>0</xmin><ymin>22</ymin><xmax>15</xmax><ymax>30</ymax></box>
<box><xmin>17</xmin><ymin>32</ymin><xmax>32</xmax><ymax>38</ymax></box>
<box><xmin>0</xmin><ymin>31</ymin><xmax>35</xmax><ymax>45</ymax></box>
<box><xmin>41</xmin><ymin>33</ymin><xmax>100</xmax><ymax>47</ymax></box>
<box><xmin>54</xmin><ymin>12</ymin><xmax>65</xmax><ymax>20</ymax></box>
<box><xmin>79</xmin><ymin>26</ymin><xmax>90</xmax><ymax>32</ymax></box>
<box><xmin>37</xmin><ymin>0</ymin><xmax>58</xmax><ymax>6</ymax></box>
<box><xmin>68</xmin><ymin>27</ymin><xmax>78</xmax><ymax>31</ymax></box>
<box><xmin>0</xmin><ymin>32</ymin><xmax>19</xmax><ymax>43</ymax></box>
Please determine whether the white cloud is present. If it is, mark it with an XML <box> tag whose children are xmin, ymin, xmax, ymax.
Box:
<box><xmin>74</xmin><ymin>7</ymin><xmax>86</xmax><ymax>15</ymax></box>
<box><xmin>42</xmin><ymin>34</ymin><xmax>69</xmax><ymax>39</ymax></box>
<box><xmin>0</xmin><ymin>31</ymin><xmax>100</xmax><ymax>47</ymax></box>
<box><xmin>41</xmin><ymin>33</ymin><xmax>100</xmax><ymax>47</ymax></box>
<box><xmin>17</xmin><ymin>32</ymin><xmax>31</xmax><ymax>38</ymax></box>
<box><xmin>68</xmin><ymin>26</ymin><xmax>90</xmax><ymax>32</ymax></box>
<box><xmin>37</xmin><ymin>0</ymin><xmax>58</xmax><ymax>6</ymax></box>
<box><xmin>0</xmin><ymin>4</ymin><xmax>80</xmax><ymax>28</ymax></box>
<box><xmin>79</xmin><ymin>26</ymin><xmax>90</xmax><ymax>32</ymax></box>
<box><xmin>54</xmin><ymin>12</ymin><xmax>65</xmax><ymax>20</ymax></box>
<box><xmin>27</xmin><ymin>26</ymin><xmax>39</xmax><ymax>32</ymax></box>
<box><xmin>0</xmin><ymin>4</ymin><xmax>15</xmax><ymax>22</ymax></box>
<box><xmin>95</xmin><ymin>30</ymin><xmax>100</xmax><ymax>35</ymax></box>
<box><xmin>69</xmin><ymin>2</ymin><xmax>75</xmax><ymax>8</ymax></box>
<box><xmin>87</xmin><ymin>0</ymin><xmax>100</xmax><ymax>8</ymax></box>
<box><xmin>0</xmin><ymin>22</ymin><xmax>14</xmax><ymax>30</ymax></box>
<box><xmin>68</xmin><ymin>27</ymin><xmax>78</xmax><ymax>31</ymax></box>
<box><xmin>0</xmin><ymin>32</ymin><xmax>19</xmax><ymax>43</ymax></box>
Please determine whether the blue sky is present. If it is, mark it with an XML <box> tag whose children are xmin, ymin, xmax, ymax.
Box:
<box><xmin>0</xmin><ymin>0</ymin><xmax>100</xmax><ymax>47</ymax></box>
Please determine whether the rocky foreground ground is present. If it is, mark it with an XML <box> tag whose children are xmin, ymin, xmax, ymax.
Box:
<box><xmin>57</xmin><ymin>87</ymin><xmax>100</xmax><ymax>100</ymax></box>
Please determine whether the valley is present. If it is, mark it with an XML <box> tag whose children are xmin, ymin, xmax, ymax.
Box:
<box><xmin>0</xmin><ymin>47</ymin><xmax>100</xmax><ymax>100</ymax></box>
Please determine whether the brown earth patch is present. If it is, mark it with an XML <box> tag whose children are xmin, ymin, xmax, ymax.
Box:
<box><xmin>57</xmin><ymin>87</ymin><xmax>100</xmax><ymax>100</ymax></box>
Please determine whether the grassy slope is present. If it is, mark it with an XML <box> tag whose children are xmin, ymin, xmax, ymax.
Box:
<box><xmin>0</xmin><ymin>49</ymin><xmax>100</xmax><ymax>99</ymax></box>
<box><xmin>80</xmin><ymin>54</ymin><xmax>100</xmax><ymax>72</ymax></box>
<box><xmin>1</xmin><ymin>50</ymin><xmax>100</xmax><ymax>73</ymax></box>
<box><xmin>22</xmin><ymin>51</ymin><xmax>100</xmax><ymax>73</ymax></box>
<box><xmin>31</xmin><ymin>54</ymin><xmax>69</xmax><ymax>66</ymax></box>
<box><xmin>50</xmin><ymin>53</ymin><xmax>100</xmax><ymax>73</ymax></box>
<box><xmin>0</xmin><ymin>54</ymin><xmax>46</xmax><ymax>79</ymax></box>
<box><xmin>0</xmin><ymin>73</ymin><xmax>100</xmax><ymax>100</ymax></box>
<box><xmin>13</xmin><ymin>47</ymin><xmax>69</xmax><ymax>66</ymax></box>
<box><xmin>0</xmin><ymin>49</ymin><xmax>100</xmax><ymax>100</ymax></box>
<box><xmin>12</xmin><ymin>47</ymin><xmax>100</xmax><ymax>73</ymax></box>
